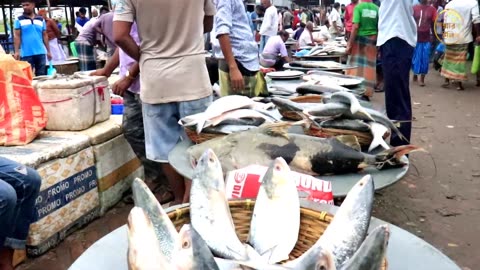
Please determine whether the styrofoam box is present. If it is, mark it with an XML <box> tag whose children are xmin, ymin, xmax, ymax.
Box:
<box><xmin>74</xmin><ymin>74</ymin><xmax>111</xmax><ymax>124</ymax></box>
<box><xmin>37</xmin><ymin>77</ymin><xmax>96</xmax><ymax>131</ymax></box>
<box><xmin>93</xmin><ymin>134</ymin><xmax>144</xmax><ymax>215</ymax></box>
<box><xmin>26</xmin><ymin>147</ymin><xmax>100</xmax><ymax>257</ymax></box>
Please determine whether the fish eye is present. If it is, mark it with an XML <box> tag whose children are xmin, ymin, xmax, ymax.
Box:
<box><xmin>209</xmin><ymin>157</ymin><xmax>214</xmax><ymax>163</ymax></box>
<box><xmin>275</xmin><ymin>165</ymin><xmax>281</xmax><ymax>171</ymax></box>
<box><xmin>316</xmin><ymin>265</ymin><xmax>327</xmax><ymax>270</ymax></box>
<box><xmin>182</xmin><ymin>240</ymin><xmax>191</xmax><ymax>249</ymax></box>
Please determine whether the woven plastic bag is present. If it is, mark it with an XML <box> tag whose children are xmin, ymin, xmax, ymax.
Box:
<box><xmin>0</xmin><ymin>54</ymin><xmax>47</xmax><ymax>145</ymax></box>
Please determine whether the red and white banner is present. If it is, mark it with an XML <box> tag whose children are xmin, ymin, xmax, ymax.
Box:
<box><xmin>225</xmin><ymin>165</ymin><xmax>334</xmax><ymax>205</ymax></box>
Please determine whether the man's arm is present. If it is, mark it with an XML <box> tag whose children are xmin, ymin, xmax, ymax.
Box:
<box><xmin>204</xmin><ymin>16</ymin><xmax>214</xmax><ymax>33</ymax></box>
<box><xmin>204</xmin><ymin>0</ymin><xmax>215</xmax><ymax>33</ymax></box>
<box><xmin>346</xmin><ymin>23</ymin><xmax>359</xmax><ymax>54</ymax></box>
<box><xmin>43</xmin><ymin>30</ymin><xmax>51</xmax><ymax>60</ymax></box>
<box><xmin>14</xmin><ymin>29</ymin><xmax>21</xmax><ymax>59</ymax></box>
<box><xmin>91</xmin><ymin>47</ymin><xmax>120</xmax><ymax>77</ymax></box>
<box><xmin>113</xmin><ymin>21</ymin><xmax>139</xmax><ymax>61</ymax></box>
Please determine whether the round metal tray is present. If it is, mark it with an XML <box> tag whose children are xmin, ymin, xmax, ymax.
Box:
<box><xmin>168</xmin><ymin>137</ymin><xmax>409</xmax><ymax>198</ymax></box>
<box><xmin>68</xmin><ymin>201</ymin><xmax>461</xmax><ymax>270</ymax></box>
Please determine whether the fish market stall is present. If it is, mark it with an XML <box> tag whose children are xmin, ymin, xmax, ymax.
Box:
<box><xmin>68</xmin><ymin>200</ymin><xmax>460</xmax><ymax>270</ymax></box>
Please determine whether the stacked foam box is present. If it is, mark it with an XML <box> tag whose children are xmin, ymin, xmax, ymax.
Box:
<box><xmin>75</xmin><ymin>116</ymin><xmax>144</xmax><ymax>215</ymax></box>
<box><xmin>0</xmin><ymin>133</ymin><xmax>100</xmax><ymax>257</ymax></box>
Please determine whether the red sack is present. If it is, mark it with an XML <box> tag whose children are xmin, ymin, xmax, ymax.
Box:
<box><xmin>0</xmin><ymin>55</ymin><xmax>47</xmax><ymax>145</ymax></box>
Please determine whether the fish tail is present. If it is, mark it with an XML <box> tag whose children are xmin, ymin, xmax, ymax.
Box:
<box><xmin>196</xmin><ymin>119</ymin><xmax>206</xmax><ymax>134</ymax></box>
<box><xmin>373</xmin><ymin>145</ymin><xmax>425</xmax><ymax>169</ymax></box>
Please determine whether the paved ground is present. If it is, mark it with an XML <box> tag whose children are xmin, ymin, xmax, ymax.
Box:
<box><xmin>17</xmin><ymin>69</ymin><xmax>479</xmax><ymax>270</ymax></box>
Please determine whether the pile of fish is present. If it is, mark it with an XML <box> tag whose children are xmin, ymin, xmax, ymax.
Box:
<box><xmin>179</xmin><ymin>95</ymin><xmax>278</xmax><ymax>135</ymax></box>
<box><xmin>127</xmin><ymin>148</ymin><xmax>390</xmax><ymax>270</ymax></box>
<box><xmin>272</xmin><ymin>92</ymin><xmax>403</xmax><ymax>152</ymax></box>
<box><xmin>187</xmin><ymin>113</ymin><xmax>420</xmax><ymax>176</ymax></box>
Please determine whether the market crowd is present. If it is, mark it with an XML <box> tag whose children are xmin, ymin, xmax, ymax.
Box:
<box><xmin>1</xmin><ymin>0</ymin><xmax>480</xmax><ymax>269</ymax></box>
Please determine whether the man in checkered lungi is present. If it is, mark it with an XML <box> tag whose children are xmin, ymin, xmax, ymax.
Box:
<box><xmin>74</xmin><ymin>7</ymin><xmax>111</xmax><ymax>71</ymax></box>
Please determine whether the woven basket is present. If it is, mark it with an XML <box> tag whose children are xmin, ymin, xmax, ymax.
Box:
<box><xmin>306</xmin><ymin>126</ymin><xmax>374</xmax><ymax>147</ymax></box>
<box><xmin>279</xmin><ymin>95</ymin><xmax>324</xmax><ymax>121</ymax></box>
<box><xmin>184</xmin><ymin>126</ymin><xmax>226</xmax><ymax>144</ymax></box>
<box><xmin>54</xmin><ymin>61</ymin><xmax>79</xmax><ymax>75</ymax></box>
<box><xmin>166</xmin><ymin>200</ymin><xmax>387</xmax><ymax>269</ymax></box>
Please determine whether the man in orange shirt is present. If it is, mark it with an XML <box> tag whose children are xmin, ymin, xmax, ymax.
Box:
<box><xmin>38</xmin><ymin>9</ymin><xmax>66</xmax><ymax>61</ymax></box>
<box><xmin>344</xmin><ymin>0</ymin><xmax>359</xmax><ymax>41</ymax></box>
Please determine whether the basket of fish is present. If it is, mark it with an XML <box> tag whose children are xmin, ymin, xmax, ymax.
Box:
<box><xmin>128</xmin><ymin>149</ymin><xmax>389</xmax><ymax>270</ymax></box>
<box><xmin>179</xmin><ymin>95</ymin><xmax>278</xmax><ymax>144</ymax></box>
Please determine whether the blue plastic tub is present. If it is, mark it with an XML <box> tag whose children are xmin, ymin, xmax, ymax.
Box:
<box><xmin>111</xmin><ymin>104</ymin><xmax>124</xmax><ymax>115</ymax></box>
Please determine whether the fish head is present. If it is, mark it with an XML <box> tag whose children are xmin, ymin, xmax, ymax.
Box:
<box><xmin>174</xmin><ymin>224</ymin><xmax>218</xmax><ymax>270</ymax></box>
<box><xmin>127</xmin><ymin>207</ymin><xmax>170</xmax><ymax>270</ymax></box>
<box><xmin>262</xmin><ymin>157</ymin><xmax>291</xmax><ymax>199</ymax></box>
<box><xmin>131</xmin><ymin>178</ymin><xmax>162</xmax><ymax>214</ymax></box>
<box><xmin>193</xmin><ymin>149</ymin><xmax>225</xmax><ymax>191</ymax></box>
<box><xmin>314</xmin><ymin>248</ymin><xmax>336</xmax><ymax>270</ymax></box>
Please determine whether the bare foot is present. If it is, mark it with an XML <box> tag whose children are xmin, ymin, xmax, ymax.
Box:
<box><xmin>413</xmin><ymin>75</ymin><xmax>418</xmax><ymax>82</ymax></box>
<box><xmin>456</xmin><ymin>82</ymin><xmax>464</xmax><ymax>91</ymax></box>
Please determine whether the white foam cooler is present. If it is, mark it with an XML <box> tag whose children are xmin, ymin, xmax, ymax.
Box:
<box><xmin>74</xmin><ymin>74</ymin><xmax>111</xmax><ymax>124</ymax></box>
<box><xmin>37</xmin><ymin>77</ymin><xmax>96</xmax><ymax>131</ymax></box>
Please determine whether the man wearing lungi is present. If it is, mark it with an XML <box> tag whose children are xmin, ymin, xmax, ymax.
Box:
<box><xmin>441</xmin><ymin>0</ymin><xmax>480</xmax><ymax>90</ymax></box>
<box><xmin>412</xmin><ymin>0</ymin><xmax>437</xmax><ymax>87</ymax></box>
<box><xmin>377</xmin><ymin>0</ymin><xmax>417</xmax><ymax>147</ymax></box>
<box><xmin>214</xmin><ymin>0</ymin><xmax>267</xmax><ymax>97</ymax></box>
<box><xmin>346</xmin><ymin>0</ymin><xmax>379</xmax><ymax>97</ymax></box>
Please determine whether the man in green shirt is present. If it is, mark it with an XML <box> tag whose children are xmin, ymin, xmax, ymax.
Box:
<box><xmin>345</xmin><ymin>0</ymin><xmax>379</xmax><ymax>97</ymax></box>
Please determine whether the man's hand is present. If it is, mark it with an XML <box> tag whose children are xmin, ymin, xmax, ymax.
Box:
<box><xmin>13</xmin><ymin>52</ymin><xmax>20</xmax><ymax>60</ymax></box>
<box><xmin>46</xmin><ymin>52</ymin><xmax>52</xmax><ymax>60</ymax></box>
<box><xmin>230</xmin><ymin>67</ymin><xmax>245</xmax><ymax>92</ymax></box>
<box><xmin>346</xmin><ymin>44</ymin><xmax>352</xmax><ymax>55</ymax></box>
<box><xmin>476</xmin><ymin>36</ymin><xmax>480</xmax><ymax>45</ymax></box>
<box><xmin>112</xmin><ymin>77</ymin><xmax>133</xmax><ymax>97</ymax></box>
<box><xmin>90</xmin><ymin>69</ymin><xmax>110</xmax><ymax>77</ymax></box>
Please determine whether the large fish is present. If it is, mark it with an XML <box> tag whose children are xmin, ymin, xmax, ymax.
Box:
<box><xmin>127</xmin><ymin>207</ymin><xmax>173</xmax><ymax>270</ymax></box>
<box><xmin>172</xmin><ymin>224</ymin><xmax>220</xmax><ymax>270</ymax></box>
<box><xmin>131</xmin><ymin>178</ymin><xmax>178</xmax><ymax>262</ymax></box>
<box><xmin>188</xmin><ymin>123</ymin><xmax>420</xmax><ymax>176</ymax></box>
<box><xmin>340</xmin><ymin>225</ymin><xmax>390</xmax><ymax>270</ymax></box>
<box><xmin>248</xmin><ymin>158</ymin><xmax>300</xmax><ymax>264</ymax></box>
<box><xmin>288</xmin><ymin>175</ymin><xmax>374</xmax><ymax>269</ymax></box>
<box><xmin>272</xmin><ymin>97</ymin><xmax>319</xmax><ymax>113</ymax></box>
<box><xmin>316</xmin><ymin>119</ymin><xmax>371</xmax><ymax>133</ymax></box>
<box><xmin>190</xmin><ymin>149</ymin><xmax>255</xmax><ymax>260</ymax></box>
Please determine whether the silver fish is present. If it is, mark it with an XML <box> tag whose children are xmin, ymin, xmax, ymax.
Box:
<box><xmin>317</xmin><ymin>119</ymin><xmax>371</xmax><ymax>133</ymax></box>
<box><xmin>190</xmin><ymin>149</ymin><xmax>254</xmax><ymax>260</ymax></box>
<box><xmin>172</xmin><ymin>224</ymin><xmax>220</xmax><ymax>270</ymax></box>
<box><xmin>340</xmin><ymin>225</ymin><xmax>390</xmax><ymax>270</ymax></box>
<box><xmin>127</xmin><ymin>207</ymin><xmax>173</xmax><ymax>270</ymax></box>
<box><xmin>131</xmin><ymin>178</ymin><xmax>178</xmax><ymax>262</ymax></box>
<box><xmin>329</xmin><ymin>92</ymin><xmax>374</xmax><ymax>121</ymax></box>
<box><xmin>290</xmin><ymin>175</ymin><xmax>374</xmax><ymax>268</ymax></box>
<box><xmin>205</xmin><ymin>109</ymin><xmax>275</xmax><ymax>128</ymax></box>
<box><xmin>202</xmin><ymin>124</ymin><xmax>259</xmax><ymax>135</ymax></box>
<box><xmin>248</xmin><ymin>158</ymin><xmax>300</xmax><ymax>264</ymax></box>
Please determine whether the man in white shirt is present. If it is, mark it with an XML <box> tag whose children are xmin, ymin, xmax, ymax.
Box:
<box><xmin>377</xmin><ymin>0</ymin><xmax>417</xmax><ymax>147</ymax></box>
<box><xmin>440</xmin><ymin>0</ymin><xmax>480</xmax><ymax>90</ymax></box>
<box><xmin>328</xmin><ymin>2</ymin><xmax>344</xmax><ymax>38</ymax></box>
<box><xmin>299</xmin><ymin>22</ymin><xmax>324</xmax><ymax>47</ymax></box>
<box><xmin>259</xmin><ymin>0</ymin><xmax>278</xmax><ymax>52</ymax></box>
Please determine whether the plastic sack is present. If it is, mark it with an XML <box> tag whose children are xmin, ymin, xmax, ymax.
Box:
<box><xmin>471</xmin><ymin>45</ymin><xmax>480</xmax><ymax>74</ymax></box>
<box><xmin>0</xmin><ymin>55</ymin><xmax>47</xmax><ymax>145</ymax></box>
